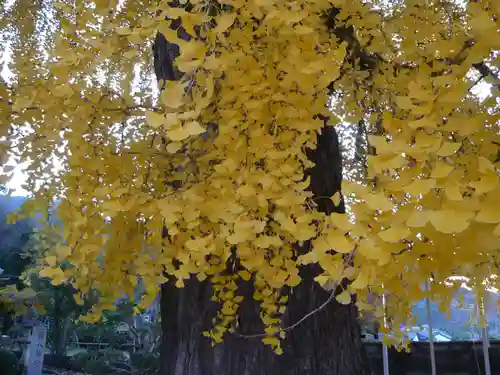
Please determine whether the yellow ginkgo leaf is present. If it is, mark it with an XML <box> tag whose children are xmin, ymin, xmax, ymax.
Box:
<box><xmin>436</xmin><ymin>142</ymin><xmax>461</xmax><ymax>157</ymax></box>
<box><xmin>196</xmin><ymin>272</ymin><xmax>207</xmax><ymax>281</ymax></box>
<box><xmin>329</xmin><ymin>213</ymin><xmax>355</xmax><ymax>231</ymax></box>
<box><xmin>227</xmin><ymin>228</ymin><xmax>253</xmax><ymax>244</ymax></box>
<box><xmin>444</xmin><ymin>182</ymin><xmax>463</xmax><ymax>201</ymax></box>
<box><xmin>351</xmin><ymin>270</ymin><xmax>369</xmax><ymax>290</ymax></box>
<box><xmin>45</xmin><ymin>255</ymin><xmax>57</xmax><ymax>267</ymax></box>
<box><xmin>331</xmin><ymin>191</ymin><xmax>341</xmax><ymax>206</ymax></box>
<box><xmin>408</xmin><ymin>116</ymin><xmax>437</xmax><ymax>130</ymax></box>
<box><xmin>364</xmin><ymin>192</ymin><xmax>393</xmax><ymax>212</ymax></box>
<box><xmin>237</xmin><ymin>184</ymin><xmax>255</xmax><ymax>197</ymax></box>
<box><xmin>176</xmin><ymin>58</ymin><xmax>204</xmax><ymax>73</ymax></box>
<box><xmin>74</xmin><ymin>294</ymin><xmax>84</xmax><ymax>305</ymax></box>
<box><xmin>184</xmin><ymin>121</ymin><xmax>205</xmax><ymax>136</ymax></box>
<box><xmin>475</xmin><ymin>206</ymin><xmax>500</xmax><ymax>223</ymax></box>
<box><xmin>314</xmin><ymin>274</ymin><xmax>330</xmax><ymax>286</ymax></box>
<box><xmin>326</xmin><ymin>231</ymin><xmax>354</xmax><ymax>253</ymax></box>
<box><xmin>408</xmin><ymin>81</ymin><xmax>433</xmax><ymax>101</ymax></box>
<box><xmin>358</xmin><ymin>239</ymin><xmax>385</xmax><ymax>260</ymax></box>
<box><xmin>214</xmin><ymin>13</ymin><xmax>236</xmax><ymax>33</ymax></box>
<box><xmin>405</xmin><ymin>178</ymin><xmax>436</xmax><ymax>196</ymax></box>
<box><xmin>470</xmin><ymin>171</ymin><xmax>498</xmax><ymax>195</ymax></box>
<box><xmin>254</xmin><ymin>235</ymin><xmax>281</xmax><ymax>248</ymax></box>
<box><xmin>477</xmin><ymin>157</ymin><xmax>495</xmax><ymax>173</ymax></box>
<box><xmin>430</xmin><ymin>210</ymin><xmax>470</xmax><ymax>233</ymax></box>
<box><xmin>294</xmin><ymin>25</ymin><xmax>315</xmax><ymax>34</ymax></box>
<box><xmin>160</xmin><ymin>81</ymin><xmax>187</xmax><ymax>108</ymax></box>
<box><xmin>39</xmin><ymin>267</ymin><xmax>65</xmax><ymax>285</ymax></box>
<box><xmin>123</xmin><ymin>49</ymin><xmax>138</xmax><ymax>59</ymax></box>
<box><xmin>55</xmin><ymin>246</ymin><xmax>71</xmax><ymax>259</ymax></box>
<box><xmin>367</xmin><ymin>135</ymin><xmax>391</xmax><ymax>154</ymax></box>
<box><xmin>469</xmin><ymin>6</ymin><xmax>497</xmax><ymax>34</ymax></box>
<box><xmin>166</xmin><ymin>142</ymin><xmax>182</xmax><ymax>153</ymax></box>
<box><xmin>239</xmin><ymin>270</ymin><xmax>252</xmax><ymax>281</ymax></box>
<box><xmin>406</xmin><ymin>210</ymin><xmax>431</xmax><ymax>228</ymax></box>
<box><xmin>145</xmin><ymin>111</ymin><xmax>165</xmax><ymax>129</ymax></box>
<box><xmin>221</xmin><ymin>302</ymin><xmax>236</xmax><ymax>315</ymax></box>
<box><xmin>116</xmin><ymin>27</ymin><xmax>131</xmax><ymax>35</ymax></box>
<box><xmin>178</xmin><ymin>40</ymin><xmax>206</xmax><ymax>60</ymax></box>
<box><xmin>431</xmin><ymin>162</ymin><xmax>454</xmax><ymax>179</ymax></box>
<box><xmin>262</xmin><ymin>335</ymin><xmax>280</xmax><ymax>347</ymax></box>
<box><xmin>166</xmin><ymin>127</ymin><xmax>189</xmax><ymax>141</ymax></box>
<box><xmin>312</xmin><ymin>236</ymin><xmax>330</xmax><ymax>253</ymax></box>
<box><xmin>336</xmin><ymin>290</ymin><xmax>351</xmax><ymax>305</ymax></box>
<box><xmin>395</xmin><ymin>96</ymin><xmax>414</xmax><ymax>110</ymax></box>
<box><xmin>175</xmin><ymin>279</ymin><xmax>185</xmax><ymax>288</ymax></box>
<box><xmin>254</xmin><ymin>0</ymin><xmax>276</xmax><ymax>6</ymax></box>
<box><xmin>378</xmin><ymin>226</ymin><xmax>410</xmax><ymax>243</ymax></box>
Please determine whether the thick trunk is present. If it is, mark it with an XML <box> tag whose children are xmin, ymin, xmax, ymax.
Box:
<box><xmin>158</xmin><ymin>126</ymin><xmax>370</xmax><ymax>375</ymax></box>
<box><xmin>160</xmin><ymin>271</ymin><xmax>369</xmax><ymax>375</ymax></box>
<box><xmin>154</xmin><ymin>18</ymin><xmax>370</xmax><ymax>375</ymax></box>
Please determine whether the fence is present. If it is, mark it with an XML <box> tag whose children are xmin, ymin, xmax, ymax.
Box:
<box><xmin>366</xmin><ymin>341</ymin><xmax>500</xmax><ymax>375</ymax></box>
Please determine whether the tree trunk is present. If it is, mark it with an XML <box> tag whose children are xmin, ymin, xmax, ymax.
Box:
<box><xmin>160</xmin><ymin>269</ymin><xmax>369</xmax><ymax>375</ymax></box>
<box><xmin>54</xmin><ymin>317</ymin><xmax>71</xmax><ymax>359</ymax></box>
<box><xmin>155</xmin><ymin>21</ymin><xmax>370</xmax><ymax>375</ymax></box>
<box><xmin>0</xmin><ymin>309</ymin><xmax>14</xmax><ymax>335</ymax></box>
<box><xmin>52</xmin><ymin>288</ymin><xmax>72</xmax><ymax>360</ymax></box>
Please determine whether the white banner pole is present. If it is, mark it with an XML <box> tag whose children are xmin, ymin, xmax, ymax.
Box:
<box><xmin>380</xmin><ymin>289</ymin><xmax>389</xmax><ymax>375</ymax></box>
<box><xmin>425</xmin><ymin>280</ymin><xmax>436</xmax><ymax>375</ymax></box>
<box><xmin>479</xmin><ymin>296</ymin><xmax>491</xmax><ymax>375</ymax></box>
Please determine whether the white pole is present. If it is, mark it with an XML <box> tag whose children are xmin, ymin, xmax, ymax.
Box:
<box><xmin>425</xmin><ymin>280</ymin><xmax>437</xmax><ymax>375</ymax></box>
<box><xmin>479</xmin><ymin>296</ymin><xmax>491</xmax><ymax>375</ymax></box>
<box><xmin>482</xmin><ymin>326</ymin><xmax>491</xmax><ymax>375</ymax></box>
<box><xmin>381</xmin><ymin>292</ymin><xmax>390</xmax><ymax>375</ymax></box>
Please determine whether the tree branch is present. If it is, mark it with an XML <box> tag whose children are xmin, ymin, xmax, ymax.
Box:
<box><xmin>231</xmin><ymin>251</ymin><xmax>356</xmax><ymax>339</ymax></box>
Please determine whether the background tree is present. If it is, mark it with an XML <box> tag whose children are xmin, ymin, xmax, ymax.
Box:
<box><xmin>1</xmin><ymin>1</ymin><xmax>500</xmax><ymax>375</ymax></box>
<box><xmin>0</xmin><ymin>194</ymin><xmax>33</xmax><ymax>285</ymax></box>
<box><xmin>21</xmin><ymin>224</ymin><xmax>98</xmax><ymax>361</ymax></box>
<box><xmin>0</xmin><ymin>193</ymin><xmax>33</xmax><ymax>333</ymax></box>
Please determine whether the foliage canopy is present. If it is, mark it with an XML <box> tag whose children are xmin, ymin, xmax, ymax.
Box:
<box><xmin>1</xmin><ymin>0</ymin><xmax>500</xmax><ymax>353</ymax></box>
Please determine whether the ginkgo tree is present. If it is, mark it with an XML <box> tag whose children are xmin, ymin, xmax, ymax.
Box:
<box><xmin>1</xmin><ymin>0</ymin><xmax>500</xmax><ymax>374</ymax></box>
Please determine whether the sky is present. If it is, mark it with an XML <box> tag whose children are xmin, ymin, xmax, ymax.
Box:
<box><xmin>1</xmin><ymin>0</ymin><xmax>132</xmax><ymax>197</ymax></box>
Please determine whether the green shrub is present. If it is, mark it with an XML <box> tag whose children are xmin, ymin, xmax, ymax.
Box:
<box><xmin>0</xmin><ymin>349</ymin><xmax>20</xmax><ymax>375</ymax></box>
<box><xmin>70</xmin><ymin>347</ymin><xmax>132</xmax><ymax>375</ymax></box>
<box><xmin>130</xmin><ymin>352</ymin><xmax>160</xmax><ymax>374</ymax></box>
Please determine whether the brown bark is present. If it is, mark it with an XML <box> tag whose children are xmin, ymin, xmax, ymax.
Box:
<box><xmin>160</xmin><ymin>269</ymin><xmax>369</xmax><ymax>375</ymax></box>
<box><xmin>155</xmin><ymin>12</ymin><xmax>370</xmax><ymax>375</ymax></box>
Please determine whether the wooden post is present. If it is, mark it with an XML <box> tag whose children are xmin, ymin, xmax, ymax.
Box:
<box><xmin>26</xmin><ymin>324</ymin><xmax>47</xmax><ymax>375</ymax></box>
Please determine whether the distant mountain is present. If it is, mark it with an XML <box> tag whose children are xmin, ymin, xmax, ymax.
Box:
<box><xmin>0</xmin><ymin>195</ymin><xmax>27</xmax><ymax>214</ymax></box>
<box><xmin>0</xmin><ymin>195</ymin><xmax>59</xmax><ymax>226</ymax></box>
<box><xmin>0</xmin><ymin>195</ymin><xmax>34</xmax><ymax>279</ymax></box>
<box><xmin>0</xmin><ymin>195</ymin><xmax>63</xmax><ymax>284</ymax></box>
